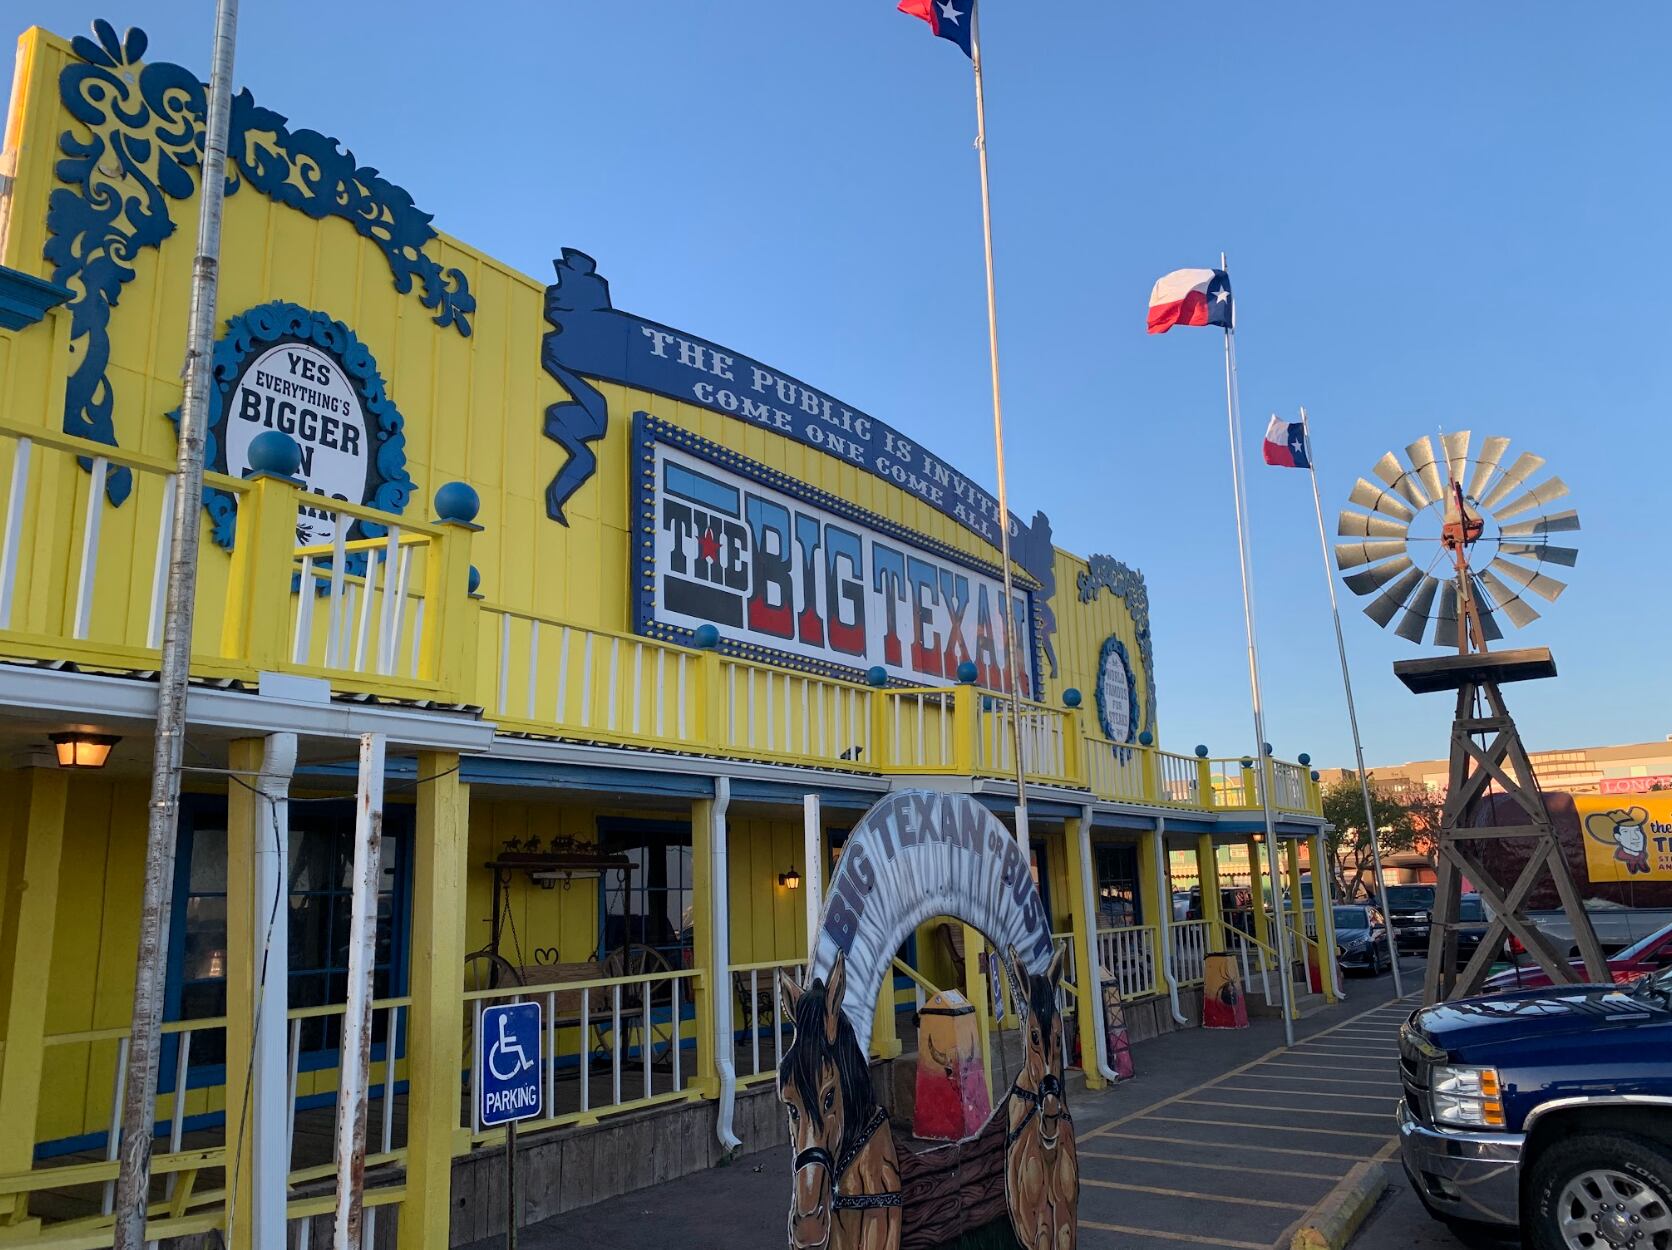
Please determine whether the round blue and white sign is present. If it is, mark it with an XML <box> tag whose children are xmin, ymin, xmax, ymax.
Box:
<box><xmin>1096</xmin><ymin>635</ymin><xmax>1137</xmax><ymax>745</ymax></box>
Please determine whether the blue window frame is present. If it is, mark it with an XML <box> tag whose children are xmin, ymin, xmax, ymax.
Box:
<box><xmin>162</xmin><ymin>795</ymin><xmax>414</xmax><ymax>1089</ymax></box>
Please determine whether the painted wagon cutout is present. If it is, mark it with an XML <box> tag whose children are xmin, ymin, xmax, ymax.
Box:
<box><xmin>778</xmin><ymin>791</ymin><xmax>1080</xmax><ymax>1250</ymax></box>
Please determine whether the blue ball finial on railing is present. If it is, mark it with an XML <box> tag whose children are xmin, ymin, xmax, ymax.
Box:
<box><xmin>956</xmin><ymin>660</ymin><xmax>979</xmax><ymax>685</ymax></box>
<box><xmin>246</xmin><ymin>430</ymin><xmax>301</xmax><ymax>479</ymax></box>
<box><xmin>1138</xmin><ymin>730</ymin><xmax>1154</xmax><ymax>747</ymax></box>
<box><xmin>434</xmin><ymin>481</ymin><xmax>480</xmax><ymax>525</ymax></box>
<box><xmin>691</xmin><ymin>623</ymin><xmax>720</xmax><ymax>650</ymax></box>
<box><xmin>467</xmin><ymin>565</ymin><xmax>481</xmax><ymax>596</ymax></box>
<box><xmin>1194</xmin><ymin>744</ymin><xmax>1209</xmax><ymax>758</ymax></box>
<box><xmin>1298</xmin><ymin>752</ymin><xmax>1311</xmax><ymax>766</ymax></box>
<box><xmin>1262</xmin><ymin>741</ymin><xmax>1273</xmax><ymax>756</ymax></box>
<box><xmin>1062</xmin><ymin>687</ymin><xmax>1082</xmax><ymax>708</ymax></box>
<box><xmin>1310</xmin><ymin>770</ymin><xmax>1321</xmax><ymax>782</ymax></box>
<box><xmin>1240</xmin><ymin>756</ymin><xmax>1254</xmax><ymax>769</ymax></box>
<box><xmin>866</xmin><ymin>665</ymin><xmax>890</xmax><ymax>688</ymax></box>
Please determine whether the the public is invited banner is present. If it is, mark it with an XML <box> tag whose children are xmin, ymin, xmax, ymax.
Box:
<box><xmin>1577</xmin><ymin>793</ymin><xmax>1672</xmax><ymax>882</ymax></box>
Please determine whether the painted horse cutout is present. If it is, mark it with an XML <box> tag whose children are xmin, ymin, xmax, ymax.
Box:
<box><xmin>1004</xmin><ymin>945</ymin><xmax>1078</xmax><ymax>1250</ymax></box>
<box><xmin>780</xmin><ymin>952</ymin><xmax>903</xmax><ymax>1250</ymax></box>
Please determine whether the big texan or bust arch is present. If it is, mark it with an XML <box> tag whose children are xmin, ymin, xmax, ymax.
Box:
<box><xmin>778</xmin><ymin>790</ymin><xmax>1079</xmax><ymax>1250</ymax></box>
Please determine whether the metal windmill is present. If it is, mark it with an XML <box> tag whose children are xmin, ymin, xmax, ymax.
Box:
<box><xmin>1335</xmin><ymin>432</ymin><xmax>1578</xmax><ymax>650</ymax></box>
<box><xmin>1336</xmin><ymin>432</ymin><xmax>1607</xmax><ymax>1003</ymax></box>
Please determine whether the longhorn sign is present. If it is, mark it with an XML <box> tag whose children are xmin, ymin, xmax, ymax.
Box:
<box><xmin>1336</xmin><ymin>431</ymin><xmax>1579</xmax><ymax>647</ymax></box>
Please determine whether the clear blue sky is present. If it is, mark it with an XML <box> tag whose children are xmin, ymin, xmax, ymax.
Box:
<box><xmin>9</xmin><ymin>3</ymin><xmax>1670</xmax><ymax>768</ymax></box>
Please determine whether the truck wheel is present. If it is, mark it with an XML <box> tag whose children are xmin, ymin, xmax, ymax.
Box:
<box><xmin>1526</xmin><ymin>1132</ymin><xmax>1672</xmax><ymax>1250</ymax></box>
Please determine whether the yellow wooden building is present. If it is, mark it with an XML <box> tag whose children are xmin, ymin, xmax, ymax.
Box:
<box><xmin>0</xmin><ymin>18</ymin><xmax>1337</xmax><ymax>1247</ymax></box>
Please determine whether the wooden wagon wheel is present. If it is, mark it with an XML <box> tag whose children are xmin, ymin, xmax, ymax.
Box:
<box><xmin>461</xmin><ymin>948</ymin><xmax>523</xmax><ymax>1079</ymax></box>
<box><xmin>591</xmin><ymin>942</ymin><xmax>678</xmax><ymax>1068</ymax></box>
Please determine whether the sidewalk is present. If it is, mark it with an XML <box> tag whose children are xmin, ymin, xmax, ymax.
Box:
<box><xmin>466</xmin><ymin>964</ymin><xmax>1418</xmax><ymax>1250</ymax></box>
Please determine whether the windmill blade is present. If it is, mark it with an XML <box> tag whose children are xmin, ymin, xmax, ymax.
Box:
<box><xmin>1393</xmin><ymin>574</ymin><xmax>1442</xmax><ymax>643</ymax></box>
<box><xmin>1372</xmin><ymin>451</ymin><xmax>1431</xmax><ymax>509</ymax></box>
<box><xmin>1466</xmin><ymin>435</ymin><xmax>1512</xmax><ymax>502</ymax></box>
<box><xmin>1500</xmin><ymin>508</ymin><xmax>1580</xmax><ymax>537</ymax></box>
<box><xmin>1337</xmin><ymin>510</ymin><xmax>1409</xmax><ymax>539</ymax></box>
<box><xmin>1335</xmin><ymin>539</ymin><xmax>1409</xmax><ymax>570</ymax></box>
<box><xmin>1348</xmin><ymin>478</ymin><xmax>1416</xmax><ymax>523</ymax></box>
<box><xmin>1490</xmin><ymin>553</ymin><xmax>1568</xmax><ymax>602</ymax></box>
<box><xmin>1499</xmin><ymin>540</ymin><xmax>1579</xmax><ymax>567</ymax></box>
<box><xmin>1441</xmin><ymin>430</ymin><xmax>1471</xmax><ymax>489</ymax></box>
<box><xmin>1469</xmin><ymin>575</ymin><xmax>1506</xmax><ymax>641</ymax></box>
<box><xmin>1495</xmin><ymin>476</ymin><xmax>1569</xmax><ymax>521</ymax></box>
<box><xmin>1478</xmin><ymin>451</ymin><xmax>1546</xmax><ymax>512</ymax></box>
<box><xmin>1364</xmin><ymin>567</ymin><xmax>1424</xmax><ymax>628</ymax></box>
<box><xmin>1406</xmin><ymin>436</ymin><xmax>1446</xmax><ymax>502</ymax></box>
<box><xmin>1342</xmin><ymin>553</ymin><xmax>1413</xmax><ymax>596</ymax></box>
<box><xmin>1476</xmin><ymin>567</ymin><xmax>1542</xmax><ymax>630</ymax></box>
<box><xmin>1432</xmin><ymin>580</ymin><xmax>1460</xmax><ymax>646</ymax></box>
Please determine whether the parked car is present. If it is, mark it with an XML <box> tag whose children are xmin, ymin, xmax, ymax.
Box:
<box><xmin>1397</xmin><ymin>968</ymin><xmax>1672</xmax><ymax>1247</ymax></box>
<box><xmin>1385</xmin><ymin>883</ymin><xmax>1438</xmax><ymax>953</ymax></box>
<box><xmin>1332</xmin><ymin>905</ymin><xmax>1393</xmax><ymax>976</ymax></box>
<box><xmin>1484</xmin><ymin>918</ymin><xmax>1672</xmax><ymax>992</ymax></box>
<box><xmin>1447</xmin><ymin>893</ymin><xmax>1506</xmax><ymax>971</ymax></box>
<box><xmin>1525</xmin><ymin>901</ymin><xmax>1672</xmax><ymax>956</ymax></box>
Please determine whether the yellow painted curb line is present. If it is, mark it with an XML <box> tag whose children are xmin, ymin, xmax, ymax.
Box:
<box><xmin>1289</xmin><ymin>1161</ymin><xmax>1389</xmax><ymax>1250</ymax></box>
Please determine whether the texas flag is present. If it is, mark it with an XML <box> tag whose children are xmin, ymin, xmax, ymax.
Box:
<box><xmin>1146</xmin><ymin>268</ymin><xmax>1233</xmax><ymax>334</ymax></box>
<box><xmin>1262</xmin><ymin>415</ymin><xmax>1311</xmax><ymax>469</ymax></box>
<box><xmin>898</xmin><ymin>0</ymin><xmax>974</xmax><ymax>58</ymax></box>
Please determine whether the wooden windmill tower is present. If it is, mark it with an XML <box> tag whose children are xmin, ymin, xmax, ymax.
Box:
<box><xmin>1335</xmin><ymin>433</ymin><xmax>1607</xmax><ymax>1002</ymax></box>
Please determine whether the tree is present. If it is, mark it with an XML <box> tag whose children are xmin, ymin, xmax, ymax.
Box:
<box><xmin>1322</xmin><ymin>772</ymin><xmax>1441</xmax><ymax>901</ymax></box>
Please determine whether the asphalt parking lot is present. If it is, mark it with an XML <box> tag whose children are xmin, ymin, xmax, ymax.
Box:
<box><xmin>1074</xmin><ymin>978</ymin><xmax>1412</xmax><ymax>1250</ymax></box>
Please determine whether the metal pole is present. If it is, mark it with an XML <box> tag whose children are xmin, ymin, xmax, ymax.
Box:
<box><xmin>506</xmin><ymin>1117</ymin><xmax>518</xmax><ymax>1250</ymax></box>
<box><xmin>971</xmin><ymin>3</ymin><xmax>1030</xmax><ymax>848</ymax></box>
<box><xmin>1300</xmin><ymin>409</ymin><xmax>1403</xmax><ymax>996</ymax></box>
<box><xmin>1217</xmin><ymin>255</ymin><xmax>1293</xmax><ymax>1044</ymax></box>
<box><xmin>333</xmin><ymin>733</ymin><xmax>386</xmax><ymax>1249</ymax></box>
<box><xmin>114</xmin><ymin>3</ymin><xmax>239</xmax><ymax>1243</ymax></box>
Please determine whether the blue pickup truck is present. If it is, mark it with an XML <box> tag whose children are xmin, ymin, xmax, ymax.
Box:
<box><xmin>1397</xmin><ymin>963</ymin><xmax>1672</xmax><ymax>1248</ymax></box>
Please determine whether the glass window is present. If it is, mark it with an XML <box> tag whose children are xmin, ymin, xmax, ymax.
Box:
<box><xmin>1094</xmin><ymin>844</ymin><xmax>1141</xmax><ymax>929</ymax></box>
<box><xmin>1334</xmin><ymin>906</ymin><xmax>1371</xmax><ymax>930</ymax></box>
<box><xmin>169</xmin><ymin>799</ymin><xmax>410</xmax><ymax>1068</ymax></box>
<box><xmin>601</xmin><ymin>823</ymin><xmax>693</xmax><ymax>966</ymax></box>
<box><xmin>1458</xmin><ymin>896</ymin><xmax>1486</xmax><ymax>922</ymax></box>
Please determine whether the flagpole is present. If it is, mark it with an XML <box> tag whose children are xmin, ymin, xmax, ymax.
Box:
<box><xmin>971</xmin><ymin>1</ymin><xmax>1030</xmax><ymax>848</ymax></box>
<box><xmin>1301</xmin><ymin>408</ymin><xmax>1404</xmax><ymax>996</ymax></box>
<box><xmin>1218</xmin><ymin>254</ymin><xmax>1294</xmax><ymax>1044</ymax></box>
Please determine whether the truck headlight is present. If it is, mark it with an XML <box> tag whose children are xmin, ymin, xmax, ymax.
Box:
<box><xmin>1430</xmin><ymin>1065</ymin><xmax>1504</xmax><ymax>1129</ymax></box>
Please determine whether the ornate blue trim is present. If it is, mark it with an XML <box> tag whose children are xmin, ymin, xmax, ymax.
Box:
<box><xmin>169</xmin><ymin>301</ymin><xmax>412</xmax><ymax>551</ymax></box>
<box><xmin>631</xmin><ymin>413</ymin><xmax>1042</xmax><ymax>692</ymax></box>
<box><xmin>1095</xmin><ymin>634</ymin><xmax>1139</xmax><ymax>754</ymax></box>
<box><xmin>45</xmin><ymin>20</ymin><xmax>471</xmax><ymax>504</ymax></box>
<box><xmin>1077</xmin><ymin>554</ymin><xmax>1156</xmax><ymax>735</ymax></box>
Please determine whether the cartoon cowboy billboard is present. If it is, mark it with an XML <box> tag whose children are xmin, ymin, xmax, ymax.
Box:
<box><xmin>1584</xmin><ymin>807</ymin><xmax>1653</xmax><ymax>875</ymax></box>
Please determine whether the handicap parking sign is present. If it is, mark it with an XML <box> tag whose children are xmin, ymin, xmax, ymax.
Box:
<box><xmin>478</xmin><ymin>1002</ymin><xmax>543</xmax><ymax>1127</ymax></box>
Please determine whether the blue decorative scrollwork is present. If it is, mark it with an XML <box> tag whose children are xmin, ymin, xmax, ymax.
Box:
<box><xmin>168</xmin><ymin>301</ymin><xmax>412</xmax><ymax>552</ymax></box>
<box><xmin>45</xmin><ymin>20</ymin><xmax>471</xmax><ymax>504</ymax></box>
<box><xmin>541</xmin><ymin>249</ymin><xmax>612</xmax><ymax>525</ymax></box>
<box><xmin>1077</xmin><ymin>554</ymin><xmax>1156</xmax><ymax>735</ymax></box>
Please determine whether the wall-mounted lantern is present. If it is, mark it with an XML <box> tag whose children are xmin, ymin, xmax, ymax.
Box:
<box><xmin>779</xmin><ymin>864</ymin><xmax>802</xmax><ymax>890</ymax></box>
<box><xmin>50</xmin><ymin>732</ymin><xmax>119</xmax><ymax>769</ymax></box>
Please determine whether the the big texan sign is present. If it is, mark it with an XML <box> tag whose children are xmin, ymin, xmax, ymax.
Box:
<box><xmin>634</xmin><ymin>418</ymin><xmax>1038</xmax><ymax>691</ymax></box>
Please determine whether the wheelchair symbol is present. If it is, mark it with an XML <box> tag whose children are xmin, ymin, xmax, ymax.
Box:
<box><xmin>487</xmin><ymin>1011</ymin><xmax>534</xmax><ymax>1082</ymax></box>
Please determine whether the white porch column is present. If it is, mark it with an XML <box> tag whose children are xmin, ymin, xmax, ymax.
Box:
<box><xmin>252</xmin><ymin>732</ymin><xmax>296</xmax><ymax>1250</ymax></box>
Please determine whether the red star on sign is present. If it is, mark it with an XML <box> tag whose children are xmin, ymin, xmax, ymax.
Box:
<box><xmin>698</xmin><ymin>528</ymin><xmax>720</xmax><ymax>564</ymax></box>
